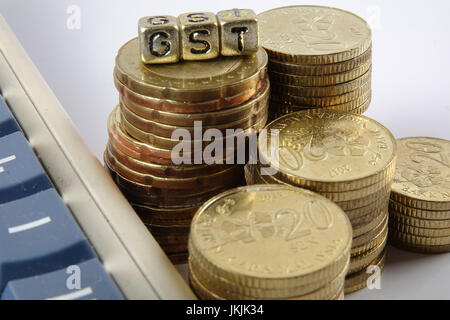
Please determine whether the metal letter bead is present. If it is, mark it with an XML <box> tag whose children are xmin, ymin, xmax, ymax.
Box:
<box><xmin>178</xmin><ymin>12</ymin><xmax>219</xmax><ymax>61</ymax></box>
<box><xmin>138</xmin><ymin>15</ymin><xmax>180</xmax><ymax>64</ymax></box>
<box><xmin>217</xmin><ymin>9</ymin><xmax>258</xmax><ymax>56</ymax></box>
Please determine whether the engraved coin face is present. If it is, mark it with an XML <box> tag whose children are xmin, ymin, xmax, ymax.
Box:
<box><xmin>391</xmin><ymin>137</ymin><xmax>450</xmax><ymax>205</ymax></box>
<box><xmin>261</xmin><ymin>111</ymin><xmax>396</xmax><ymax>186</ymax></box>
<box><xmin>258</xmin><ymin>5</ymin><xmax>371</xmax><ymax>61</ymax></box>
<box><xmin>115</xmin><ymin>38</ymin><xmax>267</xmax><ymax>93</ymax></box>
<box><xmin>190</xmin><ymin>185</ymin><xmax>352</xmax><ymax>280</ymax></box>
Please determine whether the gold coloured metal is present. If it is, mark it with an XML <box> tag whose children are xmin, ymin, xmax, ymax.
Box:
<box><xmin>348</xmin><ymin>232</ymin><xmax>387</xmax><ymax>274</ymax></box>
<box><xmin>119</xmin><ymin>99</ymin><xmax>268</xmax><ymax>138</ymax></box>
<box><xmin>390</xmin><ymin>137</ymin><xmax>450</xmax><ymax>211</ymax></box>
<box><xmin>389</xmin><ymin>230</ymin><xmax>450</xmax><ymax>246</ymax></box>
<box><xmin>258</xmin><ymin>6</ymin><xmax>372</xmax><ymax>64</ymax></box>
<box><xmin>105</xmin><ymin>147</ymin><xmax>243</xmax><ymax>190</ymax></box>
<box><xmin>189</xmin><ymin>258</ymin><xmax>347</xmax><ymax>299</ymax></box>
<box><xmin>389</xmin><ymin>199</ymin><xmax>450</xmax><ymax>220</ymax></box>
<box><xmin>271</xmin><ymin>69</ymin><xmax>371</xmax><ymax>98</ymax></box>
<box><xmin>389</xmin><ymin>210</ymin><xmax>450</xmax><ymax>229</ymax></box>
<box><xmin>119</xmin><ymin>79</ymin><xmax>269</xmax><ymax>126</ymax></box>
<box><xmin>260</xmin><ymin>111</ymin><xmax>397</xmax><ymax>191</ymax></box>
<box><xmin>115</xmin><ymin>38</ymin><xmax>268</xmax><ymax>102</ymax></box>
<box><xmin>178</xmin><ymin>12</ymin><xmax>219</xmax><ymax>61</ymax></box>
<box><xmin>351</xmin><ymin>219</ymin><xmax>388</xmax><ymax>256</ymax></box>
<box><xmin>138</xmin><ymin>16</ymin><xmax>180</xmax><ymax>64</ymax></box>
<box><xmin>344</xmin><ymin>250</ymin><xmax>386</xmax><ymax>294</ymax></box>
<box><xmin>269</xmin><ymin>47</ymin><xmax>372</xmax><ymax>76</ymax></box>
<box><xmin>189</xmin><ymin>184</ymin><xmax>353</xmax><ymax>289</ymax></box>
<box><xmin>115</xmin><ymin>74</ymin><xmax>266</xmax><ymax>114</ymax></box>
<box><xmin>390</xmin><ymin>221</ymin><xmax>450</xmax><ymax>238</ymax></box>
<box><xmin>217</xmin><ymin>9</ymin><xmax>259</xmax><ymax>56</ymax></box>
<box><xmin>271</xmin><ymin>82</ymin><xmax>371</xmax><ymax>108</ymax></box>
<box><xmin>269</xmin><ymin>63</ymin><xmax>371</xmax><ymax>87</ymax></box>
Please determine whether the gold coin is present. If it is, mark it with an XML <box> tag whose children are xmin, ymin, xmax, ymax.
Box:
<box><xmin>271</xmin><ymin>69</ymin><xmax>371</xmax><ymax>97</ymax></box>
<box><xmin>344</xmin><ymin>249</ymin><xmax>386</xmax><ymax>294</ymax></box>
<box><xmin>105</xmin><ymin>162</ymin><xmax>243</xmax><ymax>207</ymax></box>
<box><xmin>253</xmin><ymin>163</ymin><xmax>392</xmax><ymax>202</ymax></box>
<box><xmin>271</xmin><ymin>88</ymin><xmax>372</xmax><ymax>111</ymax></box>
<box><xmin>389</xmin><ymin>237</ymin><xmax>450</xmax><ymax>254</ymax></box>
<box><xmin>119</xmin><ymin>106</ymin><xmax>268</xmax><ymax>151</ymax></box>
<box><xmin>270</xmin><ymin>96</ymin><xmax>372</xmax><ymax>118</ymax></box>
<box><xmin>104</xmin><ymin>147</ymin><xmax>243</xmax><ymax>190</ymax></box>
<box><xmin>271</xmin><ymin>81</ymin><xmax>371</xmax><ymax>107</ymax></box>
<box><xmin>132</xmin><ymin>203</ymin><xmax>197</xmax><ymax>225</ymax></box>
<box><xmin>115</xmin><ymin>38</ymin><xmax>268</xmax><ymax>102</ymax></box>
<box><xmin>348</xmin><ymin>232</ymin><xmax>387</xmax><ymax>274</ymax></box>
<box><xmin>351</xmin><ymin>219</ymin><xmax>388</xmax><ymax>256</ymax></box>
<box><xmin>389</xmin><ymin>199</ymin><xmax>450</xmax><ymax>220</ymax></box>
<box><xmin>389</xmin><ymin>230</ymin><xmax>450</xmax><ymax>246</ymax></box>
<box><xmin>258</xmin><ymin>6</ymin><xmax>372</xmax><ymax>64</ymax></box>
<box><xmin>260</xmin><ymin>111</ymin><xmax>397</xmax><ymax>192</ymax></box>
<box><xmin>107</xmin><ymin>140</ymin><xmax>229</xmax><ymax>179</ymax></box>
<box><xmin>390</xmin><ymin>137</ymin><xmax>450</xmax><ymax>211</ymax></box>
<box><xmin>337</xmin><ymin>183</ymin><xmax>391</xmax><ymax>212</ymax></box>
<box><xmin>269</xmin><ymin>47</ymin><xmax>372</xmax><ymax>76</ymax></box>
<box><xmin>351</xmin><ymin>207</ymin><xmax>388</xmax><ymax>232</ymax></box>
<box><xmin>189</xmin><ymin>185</ymin><xmax>353</xmax><ymax>289</ymax></box>
<box><xmin>345</xmin><ymin>194</ymin><xmax>390</xmax><ymax>221</ymax></box>
<box><xmin>115</xmin><ymin>73</ymin><xmax>266</xmax><ymax>114</ymax></box>
<box><xmin>389</xmin><ymin>209</ymin><xmax>450</xmax><ymax>229</ymax></box>
<box><xmin>390</xmin><ymin>221</ymin><xmax>450</xmax><ymax>238</ymax></box>
<box><xmin>119</xmin><ymin>79</ymin><xmax>269</xmax><ymax>126</ymax></box>
<box><xmin>108</xmin><ymin>107</ymin><xmax>259</xmax><ymax>164</ymax></box>
<box><xmin>120</xmin><ymin>99</ymin><xmax>268</xmax><ymax>138</ymax></box>
<box><xmin>188</xmin><ymin>257</ymin><xmax>348</xmax><ymax>300</ymax></box>
<box><xmin>268</xmin><ymin>63</ymin><xmax>371</xmax><ymax>87</ymax></box>
<box><xmin>352</xmin><ymin>214</ymin><xmax>388</xmax><ymax>249</ymax></box>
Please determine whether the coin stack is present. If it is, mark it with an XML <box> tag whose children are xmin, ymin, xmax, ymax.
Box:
<box><xmin>104</xmin><ymin>38</ymin><xmax>269</xmax><ymax>264</ymax></box>
<box><xmin>389</xmin><ymin>137</ymin><xmax>450</xmax><ymax>253</ymax></box>
<box><xmin>188</xmin><ymin>185</ymin><xmax>353</xmax><ymax>300</ymax></box>
<box><xmin>258</xmin><ymin>5</ymin><xmax>372</xmax><ymax>120</ymax></box>
<box><xmin>246</xmin><ymin>110</ymin><xmax>397</xmax><ymax>293</ymax></box>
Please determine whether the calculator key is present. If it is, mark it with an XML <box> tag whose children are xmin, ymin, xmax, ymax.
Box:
<box><xmin>0</xmin><ymin>189</ymin><xmax>96</xmax><ymax>291</ymax></box>
<box><xmin>1</xmin><ymin>258</ymin><xmax>123</xmax><ymax>300</ymax></box>
<box><xmin>0</xmin><ymin>96</ymin><xmax>20</xmax><ymax>137</ymax></box>
<box><xmin>0</xmin><ymin>132</ymin><xmax>52</xmax><ymax>204</ymax></box>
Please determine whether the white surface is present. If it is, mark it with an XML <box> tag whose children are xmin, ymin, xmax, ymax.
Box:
<box><xmin>1</xmin><ymin>0</ymin><xmax>449</xmax><ymax>300</ymax></box>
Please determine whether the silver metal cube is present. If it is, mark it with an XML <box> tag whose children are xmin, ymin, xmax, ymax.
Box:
<box><xmin>217</xmin><ymin>9</ymin><xmax>258</xmax><ymax>56</ymax></box>
<box><xmin>138</xmin><ymin>15</ymin><xmax>180</xmax><ymax>64</ymax></box>
<box><xmin>178</xmin><ymin>12</ymin><xmax>219</xmax><ymax>61</ymax></box>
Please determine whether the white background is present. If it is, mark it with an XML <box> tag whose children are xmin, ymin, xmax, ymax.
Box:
<box><xmin>1</xmin><ymin>0</ymin><xmax>449</xmax><ymax>299</ymax></box>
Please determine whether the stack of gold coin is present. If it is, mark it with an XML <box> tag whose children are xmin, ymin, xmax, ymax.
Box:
<box><xmin>389</xmin><ymin>137</ymin><xmax>450</xmax><ymax>254</ymax></box>
<box><xmin>258</xmin><ymin>5</ymin><xmax>372</xmax><ymax>120</ymax></box>
<box><xmin>104</xmin><ymin>38</ymin><xmax>269</xmax><ymax>264</ymax></box>
<box><xmin>188</xmin><ymin>185</ymin><xmax>353</xmax><ymax>300</ymax></box>
<box><xmin>245</xmin><ymin>110</ymin><xmax>396</xmax><ymax>294</ymax></box>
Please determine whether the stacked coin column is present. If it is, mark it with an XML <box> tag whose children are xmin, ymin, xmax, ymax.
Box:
<box><xmin>188</xmin><ymin>185</ymin><xmax>353</xmax><ymax>300</ymax></box>
<box><xmin>104</xmin><ymin>38</ymin><xmax>269</xmax><ymax>264</ymax></box>
<box><xmin>246</xmin><ymin>111</ymin><xmax>397</xmax><ymax>294</ymax></box>
<box><xmin>257</xmin><ymin>5</ymin><xmax>372</xmax><ymax>120</ymax></box>
<box><xmin>388</xmin><ymin>137</ymin><xmax>450</xmax><ymax>253</ymax></box>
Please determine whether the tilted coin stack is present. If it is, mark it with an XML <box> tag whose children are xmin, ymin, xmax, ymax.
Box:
<box><xmin>245</xmin><ymin>111</ymin><xmax>397</xmax><ymax>294</ymax></box>
<box><xmin>188</xmin><ymin>185</ymin><xmax>353</xmax><ymax>300</ymax></box>
<box><xmin>104</xmin><ymin>38</ymin><xmax>269</xmax><ymax>264</ymax></box>
<box><xmin>257</xmin><ymin>5</ymin><xmax>372</xmax><ymax>120</ymax></box>
<box><xmin>388</xmin><ymin>137</ymin><xmax>450</xmax><ymax>253</ymax></box>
